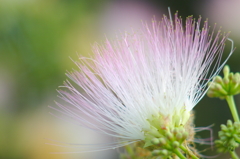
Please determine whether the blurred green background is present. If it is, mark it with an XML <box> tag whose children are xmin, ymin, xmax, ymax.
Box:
<box><xmin>0</xmin><ymin>0</ymin><xmax>239</xmax><ymax>158</ymax></box>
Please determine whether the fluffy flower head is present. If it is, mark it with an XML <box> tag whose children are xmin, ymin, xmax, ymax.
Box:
<box><xmin>54</xmin><ymin>12</ymin><xmax>232</xmax><ymax>152</ymax></box>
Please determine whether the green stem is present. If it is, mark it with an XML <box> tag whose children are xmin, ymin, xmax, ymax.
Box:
<box><xmin>226</xmin><ymin>96</ymin><xmax>239</xmax><ymax>122</ymax></box>
<box><xmin>180</xmin><ymin>145</ymin><xmax>199</xmax><ymax>159</ymax></box>
<box><xmin>173</xmin><ymin>148</ymin><xmax>187</xmax><ymax>159</ymax></box>
<box><xmin>229</xmin><ymin>150</ymin><xmax>239</xmax><ymax>159</ymax></box>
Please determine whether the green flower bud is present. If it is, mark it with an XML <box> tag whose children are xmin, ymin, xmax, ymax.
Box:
<box><xmin>172</xmin><ymin>141</ymin><xmax>180</xmax><ymax>148</ymax></box>
<box><xmin>234</xmin><ymin>122</ymin><xmax>240</xmax><ymax>129</ymax></box>
<box><xmin>223</xmin><ymin>65</ymin><xmax>230</xmax><ymax>78</ymax></box>
<box><xmin>233</xmin><ymin>134</ymin><xmax>240</xmax><ymax>143</ymax></box>
<box><xmin>166</xmin><ymin>132</ymin><xmax>174</xmax><ymax>141</ymax></box>
<box><xmin>223</xmin><ymin>77</ymin><xmax>229</xmax><ymax>85</ymax></box>
<box><xmin>227</xmin><ymin>120</ymin><xmax>233</xmax><ymax>127</ymax></box>
<box><xmin>158</xmin><ymin>138</ymin><xmax>167</xmax><ymax>146</ymax></box>
<box><xmin>220</xmin><ymin>136</ymin><xmax>227</xmax><ymax>141</ymax></box>
<box><xmin>215</xmin><ymin>84</ymin><xmax>228</xmax><ymax>95</ymax></box>
<box><xmin>177</xmin><ymin>127</ymin><xmax>185</xmax><ymax>134</ymax></box>
<box><xmin>151</xmin><ymin>138</ymin><xmax>160</xmax><ymax>145</ymax></box>
<box><xmin>234</xmin><ymin>143</ymin><xmax>239</xmax><ymax>147</ymax></box>
<box><xmin>160</xmin><ymin>149</ymin><xmax>169</xmax><ymax>156</ymax></box>
<box><xmin>228</xmin><ymin>126</ymin><xmax>234</xmax><ymax>132</ymax></box>
<box><xmin>218</xmin><ymin>131</ymin><xmax>225</xmax><ymax>137</ymax></box>
<box><xmin>152</xmin><ymin>150</ymin><xmax>161</xmax><ymax>156</ymax></box>
<box><xmin>215</xmin><ymin>140</ymin><xmax>223</xmax><ymax>145</ymax></box>
<box><xmin>207</xmin><ymin>65</ymin><xmax>240</xmax><ymax>98</ymax></box>
<box><xmin>234</xmin><ymin>73</ymin><xmax>240</xmax><ymax>82</ymax></box>
<box><xmin>207</xmin><ymin>90</ymin><xmax>215</xmax><ymax>98</ymax></box>
<box><xmin>172</xmin><ymin>128</ymin><xmax>178</xmax><ymax>135</ymax></box>
<box><xmin>176</xmin><ymin>133</ymin><xmax>183</xmax><ymax>141</ymax></box>
<box><xmin>214</xmin><ymin>76</ymin><xmax>223</xmax><ymax>84</ymax></box>
<box><xmin>225</xmin><ymin>132</ymin><xmax>232</xmax><ymax>137</ymax></box>
<box><xmin>232</xmin><ymin>73</ymin><xmax>240</xmax><ymax>84</ymax></box>
<box><xmin>229</xmin><ymin>73</ymin><xmax>234</xmax><ymax>80</ymax></box>
<box><xmin>220</xmin><ymin>124</ymin><xmax>228</xmax><ymax>132</ymax></box>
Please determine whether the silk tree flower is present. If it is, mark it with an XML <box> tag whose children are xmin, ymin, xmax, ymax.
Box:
<box><xmin>52</xmin><ymin>12</ymin><xmax>233</xmax><ymax>154</ymax></box>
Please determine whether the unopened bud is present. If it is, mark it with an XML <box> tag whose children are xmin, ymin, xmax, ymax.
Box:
<box><xmin>225</xmin><ymin>132</ymin><xmax>231</xmax><ymax>137</ymax></box>
<box><xmin>177</xmin><ymin>127</ymin><xmax>185</xmax><ymax>134</ymax></box>
<box><xmin>228</xmin><ymin>126</ymin><xmax>234</xmax><ymax>132</ymax></box>
<box><xmin>172</xmin><ymin>128</ymin><xmax>178</xmax><ymax>135</ymax></box>
<box><xmin>229</xmin><ymin>73</ymin><xmax>234</xmax><ymax>80</ymax></box>
<box><xmin>207</xmin><ymin>90</ymin><xmax>215</xmax><ymax>97</ymax></box>
<box><xmin>223</xmin><ymin>65</ymin><xmax>230</xmax><ymax>78</ymax></box>
<box><xmin>166</xmin><ymin>132</ymin><xmax>174</xmax><ymax>141</ymax></box>
<box><xmin>232</xmin><ymin>75</ymin><xmax>239</xmax><ymax>84</ymax></box>
<box><xmin>151</xmin><ymin>138</ymin><xmax>160</xmax><ymax>145</ymax></box>
<box><xmin>227</xmin><ymin>120</ymin><xmax>233</xmax><ymax>127</ymax></box>
<box><xmin>215</xmin><ymin>84</ymin><xmax>222</xmax><ymax>90</ymax></box>
<box><xmin>220</xmin><ymin>136</ymin><xmax>227</xmax><ymax>141</ymax></box>
<box><xmin>160</xmin><ymin>149</ymin><xmax>169</xmax><ymax>156</ymax></box>
<box><xmin>215</xmin><ymin>84</ymin><xmax>228</xmax><ymax>95</ymax></box>
<box><xmin>220</xmin><ymin>124</ymin><xmax>228</xmax><ymax>132</ymax></box>
<box><xmin>209</xmin><ymin>83</ymin><xmax>216</xmax><ymax>90</ymax></box>
<box><xmin>223</xmin><ymin>78</ymin><xmax>229</xmax><ymax>85</ymax></box>
<box><xmin>233</xmin><ymin>134</ymin><xmax>239</xmax><ymax>141</ymax></box>
<box><xmin>215</xmin><ymin>140</ymin><xmax>223</xmax><ymax>145</ymax></box>
<box><xmin>152</xmin><ymin>150</ymin><xmax>161</xmax><ymax>156</ymax></box>
<box><xmin>158</xmin><ymin>138</ymin><xmax>167</xmax><ymax>146</ymax></box>
<box><xmin>234</xmin><ymin>122</ymin><xmax>240</xmax><ymax>129</ymax></box>
<box><xmin>234</xmin><ymin>143</ymin><xmax>239</xmax><ymax>147</ymax></box>
<box><xmin>176</xmin><ymin>133</ymin><xmax>183</xmax><ymax>141</ymax></box>
<box><xmin>235</xmin><ymin>73</ymin><xmax>240</xmax><ymax>82</ymax></box>
<box><xmin>218</xmin><ymin>131</ymin><xmax>225</xmax><ymax>137</ymax></box>
<box><xmin>172</xmin><ymin>141</ymin><xmax>180</xmax><ymax>148</ymax></box>
<box><xmin>214</xmin><ymin>76</ymin><xmax>223</xmax><ymax>83</ymax></box>
<box><xmin>234</xmin><ymin>137</ymin><xmax>240</xmax><ymax>143</ymax></box>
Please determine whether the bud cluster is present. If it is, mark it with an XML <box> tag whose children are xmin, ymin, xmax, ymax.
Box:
<box><xmin>215</xmin><ymin>120</ymin><xmax>240</xmax><ymax>153</ymax></box>
<box><xmin>150</xmin><ymin>127</ymin><xmax>188</xmax><ymax>158</ymax></box>
<box><xmin>207</xmin><ymin>65</ymin><xmax>240</xmax><ymax>99</ymax></box>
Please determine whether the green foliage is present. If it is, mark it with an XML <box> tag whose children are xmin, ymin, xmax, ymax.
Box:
<box><xmin>0</xmin><ymin>0</ymin><xmax>104</xmax><ymax>111</ymax></box>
